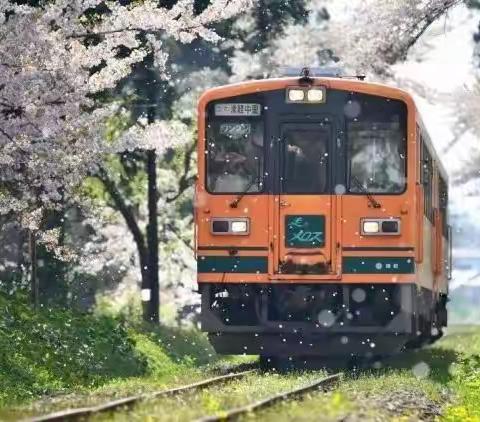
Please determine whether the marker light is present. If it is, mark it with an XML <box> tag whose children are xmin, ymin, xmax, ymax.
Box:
<box><xmin>231</xmin><ymin>221</ymin><xmax>248</xmax><ymax>233</ymax></box>
<box><xmin>307</xmin><ymin>89</ymin><xmax>325</xmax><ymax>103</ymax></box>
<box><xmin>211</xmin><ymin>218</ymin><xmax>250</xmax><ymax>235</ymax></box>
<box><xmin>363</xmin><ymin>221</ymin><xmax>380</xmax><ymax>234</ymax></box>
<box><xmin>382</xmin><ymin>220</ymin><xmax>399</xmax><ymax>233</ymax></box>
<box><xmin>361</xmin><ymin>218</ymin><xmax>401</xmax><ymax>236</ymax></box>
<box><xmin>288</xmin><ymin>89</ymin><xmax>305</xmax><ymax>102</ymax></box>
<box><xmin>212</xmin><ymin>220</ymin><xmax>229</xmax><ymax>233</ymax></box>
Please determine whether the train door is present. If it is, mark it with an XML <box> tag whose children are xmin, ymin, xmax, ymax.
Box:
<box><xmin>271</xmin><ymin>121</ymin><xmax>340</xmax><ymax>278</ymax></box>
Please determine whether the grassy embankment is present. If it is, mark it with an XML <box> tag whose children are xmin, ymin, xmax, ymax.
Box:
<box><xmin>0</xmin><ymin>291</ymin><xmax>248</xmax><ymax>419</ymax></box>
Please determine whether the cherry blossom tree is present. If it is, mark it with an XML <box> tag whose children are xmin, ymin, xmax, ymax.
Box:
<box><xmin>0</xmin><ymin>0</ymin><xmax>255</xmax><ymax>229</ymax></box>
<box><xmin>0</xmin><ymin>0</ymin><xmax>255</xmax><ymax>318</ymax></box>
<box><xmin>230</xmin><ymin>0</ymin><xmax>462</xmax><ymax>79</ymax></box>
<box><xmin>325</xmin><ymin>0</ymin><xmax>463</xmax><ymax>74</ymax></box>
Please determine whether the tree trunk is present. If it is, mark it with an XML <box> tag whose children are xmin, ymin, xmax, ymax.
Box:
<box><xmin>97</xmin><ymin>168</ymin><xmax>152</xmax><ymax>320</ymax></box>
<box><xmin>145</xmin><ymin>149</ymin><xmax>159</xmax><ymax>323</ymax></box>
<box><xmin>29</xmin><ymin>230</ymin><xmax>39</xmax><ymax>309</ymax></box>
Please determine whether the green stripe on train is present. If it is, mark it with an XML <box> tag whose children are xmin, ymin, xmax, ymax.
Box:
<box><xmin>198</xmin><ymin>256</ymin><xmax>268</xmax><ymax>273</ymax></box>
<box><xmin>343</xmin><ymin>257</ymin><xmax>415</xmax><ymax>274</ymax></box>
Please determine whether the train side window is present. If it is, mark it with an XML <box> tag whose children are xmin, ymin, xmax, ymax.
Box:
<box><xmin>421</xmin><ymin>138</ymin><xmax>434</xmax><ymax>223</ymax></box>
<box><xmin>439</xmin><ymin>175</ymin><xmax>449</xmax><ymax>237</ymax></box>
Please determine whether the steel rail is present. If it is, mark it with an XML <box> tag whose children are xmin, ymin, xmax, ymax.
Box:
<box><xmin>196</xmin><ymin>372</ymin><xmax>343</xmax><ymax>422</ymax></box>
<box><xmin>26</xmin><ymin>369</ymin><xmax>256</xmax><ymax>422</ymax></box>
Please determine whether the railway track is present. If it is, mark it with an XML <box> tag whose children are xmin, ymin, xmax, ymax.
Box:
<box><xmin>26</xmin><ymin>369</ymin><xmax>342</xmax><ymax>422</ymax></box>
<box><xmin>26</xmin><ymin>369</ymin><xmax>255</xmax><ymax>422</ymax></box>
<box><xmin>197</xmin><ymin>372</ymin><xmax>342</xmax><ymax>422</ymax></box>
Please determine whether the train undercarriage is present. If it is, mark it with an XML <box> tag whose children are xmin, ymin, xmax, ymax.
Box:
<box><xmin>200</xmin><ymin>283</ymin><xmax>447</xmax><ymax>358</ymax></box>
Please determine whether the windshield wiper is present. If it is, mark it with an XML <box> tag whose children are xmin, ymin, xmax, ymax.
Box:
<box><xmin>351</xmin><ymin>176</ymin><xmax>382</xmax><ymax>209</ymax></box>
<box><xmin>230</xmin><ymin>177</ymin><xmax>262</xmax><ymax>209</ymax></box>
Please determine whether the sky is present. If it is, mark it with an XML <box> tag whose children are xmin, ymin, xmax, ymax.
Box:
<box><xmin>393</xmin><ymin>4</ymin><xmax>480</xmax><ymax>287</ymax></box>
<box><xmin>394</xmin><ymin>4</ymin><xmax>479</xmax><ymax>179</ymax></box>
<box><xmin>393</xmin><ymin>5</ymin><xmax>480</xmax><ymax>222</ymax></box>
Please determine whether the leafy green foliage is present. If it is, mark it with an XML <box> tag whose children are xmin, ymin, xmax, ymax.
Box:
<box><xmin>0</xmin><ymin>292</ymin><xmax>145</xmax><ymax>405</ymax></box>
<box><xmin>0</xmin><ymin>292</ymin><xmax>215</xmax><ymax>407</ymax></box>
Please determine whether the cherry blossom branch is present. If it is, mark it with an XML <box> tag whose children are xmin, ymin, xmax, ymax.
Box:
<box><xmin>0</xmin><ymin>126</ymin><xmax>13</xmax><ymax>141</ymax></box>
<box><xmin>391</xmin><ymin>0</ymin><xmax>463</xmax><ymax>64</ymax></box>
<box><xmin>67</xmin><ymin>26</ymin><xmax>202</xmax><ymax>39</ymax></box>
<box><xmin>164</xmin><ymin>222</ymin><xmax>194</xmax><ymax>252</ymax></box>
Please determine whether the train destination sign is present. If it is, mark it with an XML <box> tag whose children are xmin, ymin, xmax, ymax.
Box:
<box><xmin>215</xmin><ymin>103</ymin><xmax>262</xmax><ymax>117</ymax></box>
<box><xmin>286</xmin><ymin>215</ymin><xmax>325</xmax><ymax>248</ymax></box>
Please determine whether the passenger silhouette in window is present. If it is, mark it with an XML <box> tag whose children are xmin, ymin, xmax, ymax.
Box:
<box><xmin>284</xmin><ymin>128</ymin><xmax>329</xmax><ymax>194</ymax></box>
<box><xmin>207</xmin><ymin>122</ymin><xmax>264</xmax><ymax>193</ymax></box>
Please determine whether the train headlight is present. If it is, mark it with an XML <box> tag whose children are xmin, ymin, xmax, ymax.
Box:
<box><xmin>362</xmin><ymin>221</ymin><xmax>380</xmax><ymax>234</ymax></box>
<box><xmin>211</xmin><ymin>218</ymin><xmax>250</xmax><ymax>235</ymax></box>
<box><xmin>231</xmin><ymin>221</ymin><xmax>248</xmax><ymax>233</ymax></box>
<box><xmin>307</xmin><ymin>88</ymin><xmax>325</xmax><ymax>103</ymax></box>
<box><xmin>361</xmin><ymin>218</ymin><xmax>401</xmax><ymax>236</ymax></box>
<box><xmin>286</xmin><ymin>87</ymin><xmax>327</xmax><ymax>104</ymax></box>
<box><xmin>288</xmin><ymin>89</ymin><xmax>305</xmax><ymax>102</ymax></box>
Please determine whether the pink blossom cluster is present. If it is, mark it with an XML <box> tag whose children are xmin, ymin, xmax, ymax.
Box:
<box><xmin>0</xmin><ymin>0</ymin><xmax>255</xmax><ymax>228</ymax></box>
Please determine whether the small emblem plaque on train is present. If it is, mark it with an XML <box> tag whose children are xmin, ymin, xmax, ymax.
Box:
<box><xmin>286</xmin><ymin>215</ymin><xmax>325</xmax><ymax>248</ymax></box>
<box><xmin>215</xmin><ymin>103</ymin><xmax>262</xmax><ymax>116</ymax></box>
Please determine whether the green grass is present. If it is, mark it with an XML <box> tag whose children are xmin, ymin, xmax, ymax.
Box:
<box><xmin>1</xmin><ymin>290</ymin><xmax>479</xmax><ymax>421</ymax></box>
<box><xmin>441</xmin><ymin>328</ymin><xmax>480</xmax><ymax>422</ymax></box>
<box><xmin>238</xmin><ymin>327</ymin><xmax>480</xmax><ymax>422</ymax></box>
<box><xmin>0</xmin><ymin>291</ymin><xmax>223</xmax><ymax>416</ymax></box>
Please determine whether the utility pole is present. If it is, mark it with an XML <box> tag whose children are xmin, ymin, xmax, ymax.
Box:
<box><xmin>142</xmin><ymin>52</ymin><xmax>160</xmax><ymax>323</ymax></box>
<box><xmin>29</xmin><ymin>230</ymin><xmax>39</xmax><ymax>309</ymax></box>
<box><xmin>145</xmin><ymin>148</ymin><xmax>159</xmax><ymax>323</ymax></box>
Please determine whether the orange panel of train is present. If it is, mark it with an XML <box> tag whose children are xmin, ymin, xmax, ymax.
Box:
<box><xmin>194</xmin><ymin>69</ymin><xmax>452</xmax><ymax>361</ymax></box>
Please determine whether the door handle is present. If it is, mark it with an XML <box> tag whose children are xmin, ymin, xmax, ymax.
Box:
<box><xmin>280</xmin><ymin>200</ymin><xmax>291</xmax><ymax>208</ymax></box>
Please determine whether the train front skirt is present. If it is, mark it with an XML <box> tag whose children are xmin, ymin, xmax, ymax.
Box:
<box><xmin>200</xmin><ymin>283</ymin><xmax>441</xmax><ymax>357</ymax></box>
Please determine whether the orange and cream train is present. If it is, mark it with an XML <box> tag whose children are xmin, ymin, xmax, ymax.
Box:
<box><xmin>194</xmin><ymin>70</ymin><xmax>451</xmax><ymax>359</ymax></box>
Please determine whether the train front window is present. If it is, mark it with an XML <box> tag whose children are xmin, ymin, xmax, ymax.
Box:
<box><xmin>206</xmin><ymin>120</ymin><xmax>264</xmax><ymax>193</ymax></box>
<box><xmin>282</xmin><ymin>125</ymin><xmax>330</xmax><ymax>194</ymax></box>
<box><xmin>346</xmin><ymin>95</ymin><xmax>407</xmax><ymax>194</ymax></box>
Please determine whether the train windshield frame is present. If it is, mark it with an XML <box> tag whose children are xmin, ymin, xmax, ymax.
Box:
<box><xmin>204</xmin><ymin>91</ymin><xmax>408</xmax><ymax>196</ymax></box>
<box><xmin>345</xmin><ymin>94</ymin><xmax>408</xmax><ymax>195</ymax></box>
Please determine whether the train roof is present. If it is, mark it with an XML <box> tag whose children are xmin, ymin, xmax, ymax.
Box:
<box><xmin>199</xmin><ymin>77</ymin><xmax>415</xmax><ymax>105</ymax></box>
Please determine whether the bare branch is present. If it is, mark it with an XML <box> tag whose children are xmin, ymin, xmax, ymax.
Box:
<box><xmin>164</xmin><ymin>222</ymin><xmax>194</xmax><ymax>251</ymax></box>
<box><xmin>166</xmin><ymin>142</ymin><xmax>196</xmax><ymax>203</ymax></box>
<box><xmin>96</xmin><ymin>167</ymin><xmax>149</xmax><ymax>276</ymax></box>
